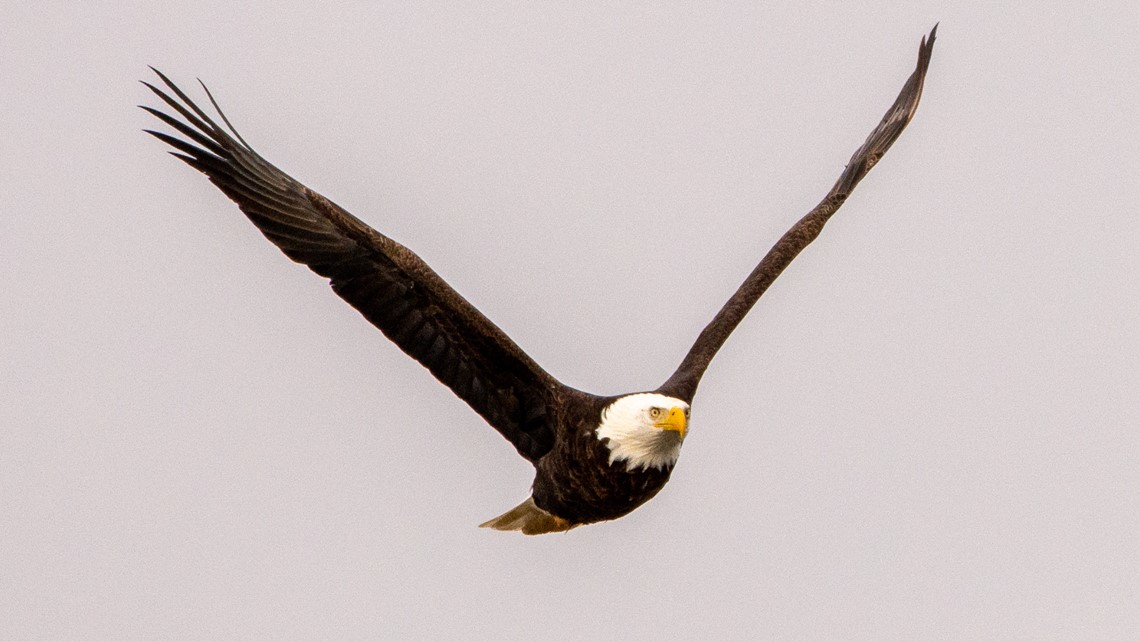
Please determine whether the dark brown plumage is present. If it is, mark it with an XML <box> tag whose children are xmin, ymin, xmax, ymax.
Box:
<box><xmin>142</xmin><ymin>26</ymin><xmax>936</xmax><ymax>534</ymax></box>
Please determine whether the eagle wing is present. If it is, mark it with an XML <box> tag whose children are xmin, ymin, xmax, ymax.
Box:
<box><xmin>142</xmin><ymin>69</ymin><xmax>561</xmax><ymax>461</ymax></box>
<box><xmin>661</xmin><ymin>25</ymin><xmax>937</xmax><ymax>400</ymax></box>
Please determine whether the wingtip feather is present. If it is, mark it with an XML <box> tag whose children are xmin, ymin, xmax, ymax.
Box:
<box><xmin>922</xmin><ymin>24</ymin><xmax>938</xmax><ymax>59</ymax></box>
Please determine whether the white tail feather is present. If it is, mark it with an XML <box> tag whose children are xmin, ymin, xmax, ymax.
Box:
<box><xmin>479</xmin><ymin>497</ymin><xmax>578</xmax><ymax>535</ymax></box>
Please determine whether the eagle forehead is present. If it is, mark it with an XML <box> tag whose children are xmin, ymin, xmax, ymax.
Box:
<box><xmin>603</xmin><ymin>393</ymin><xmax>689</xmax><ymax>415</ymax></box>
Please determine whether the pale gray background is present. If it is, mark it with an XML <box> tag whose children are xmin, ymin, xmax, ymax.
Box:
<box><xmin>3</xmin><ymin>2</ymin><xmax>1138</xmax><ymax>639</ymax></box>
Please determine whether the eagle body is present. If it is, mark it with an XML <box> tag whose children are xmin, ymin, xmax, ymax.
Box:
<box><xmin>141</xmin><ymin>26</ymin><xmax>935</xmax><ymax>534</ymax></box>
<box><xmin>504</xmin><ymin>392</ymin><xmax>686</xmax><ymax>533</ymax></box>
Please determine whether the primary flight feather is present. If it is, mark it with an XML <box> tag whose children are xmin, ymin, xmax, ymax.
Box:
<box><xmin>143</xmin><ymin>26</ymin><xmax>936</xmax><ymax>534</ymax></box>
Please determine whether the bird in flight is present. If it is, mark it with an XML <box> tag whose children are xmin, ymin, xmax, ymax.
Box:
<box><xmin>142</xmin><ymin>26</ymin><xmax>936</xmax><ymax>534</ymax></box>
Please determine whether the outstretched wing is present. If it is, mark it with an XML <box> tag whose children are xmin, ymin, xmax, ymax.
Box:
<box><xmin>142</xmin><ymin>69</ymin><xmax>562</xmax><ymax>461</ymax></box>
<box><xmin>660</xmin><ymin>25</ymin><xmax>937</xmax><ymax>401</ymax></box>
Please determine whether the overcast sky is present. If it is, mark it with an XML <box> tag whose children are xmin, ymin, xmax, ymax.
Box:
<box><xmin>3</xmin><ymin>2</ymin><xmax>1139</xmax><ymax>640</ymax></box>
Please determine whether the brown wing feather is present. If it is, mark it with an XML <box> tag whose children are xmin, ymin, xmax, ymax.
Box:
<box><xmin>142</xmin><ymin>69</ymin><xmax>562</xmax><ymax>461</ymax></box>
<box><xmin>660</xmin><ymin>25</ymin><xmax>937</xmax><ymax>401</ymax></box>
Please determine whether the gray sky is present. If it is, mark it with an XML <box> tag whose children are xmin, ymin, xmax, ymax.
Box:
<box><xmin>3</xmin><ymin>2</ymin><xmax>1139</xmax><ymax>639</ymax></box>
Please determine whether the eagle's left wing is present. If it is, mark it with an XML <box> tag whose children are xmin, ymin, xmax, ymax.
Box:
<box><xmin>660</xmin><ymin>25</ymin><xmax>937</xmax><ymax>401</ymax></box>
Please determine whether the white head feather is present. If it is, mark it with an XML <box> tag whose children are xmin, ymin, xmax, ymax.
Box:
<box><xmin>595</xmin><ymin>393</ymin><xmax>690</xmax><ymax>471</ymax></box>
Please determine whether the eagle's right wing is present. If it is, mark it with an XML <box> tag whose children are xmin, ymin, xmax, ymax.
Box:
<box><xmin>142</xmin><ymin>69</ymin><xmax>562</xmax><ymax>461</ymax></box>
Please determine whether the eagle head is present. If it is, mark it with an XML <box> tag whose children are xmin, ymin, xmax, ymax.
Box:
<box><xmin>595</xmin><ymin>393</ymin><xmax>690</xmax><ymax>471</ymax></box>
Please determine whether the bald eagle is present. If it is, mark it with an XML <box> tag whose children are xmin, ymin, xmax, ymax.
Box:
<box><xmin>142</xmin><ymin>26</ymin><xmax>936</xmax><ymax>534</ymax></box>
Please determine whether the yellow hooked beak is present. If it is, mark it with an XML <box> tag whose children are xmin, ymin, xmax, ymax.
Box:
<box><xmin>656</xmin><ymin>407</ymin><xmax>688</xmax><ymax>439</ymax></box>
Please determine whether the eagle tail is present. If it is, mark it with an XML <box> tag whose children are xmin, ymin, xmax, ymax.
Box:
<box><xmin>479</xmin><ymin>497</ymin><xmax>578</xmax><ymax>535</ymax></box>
